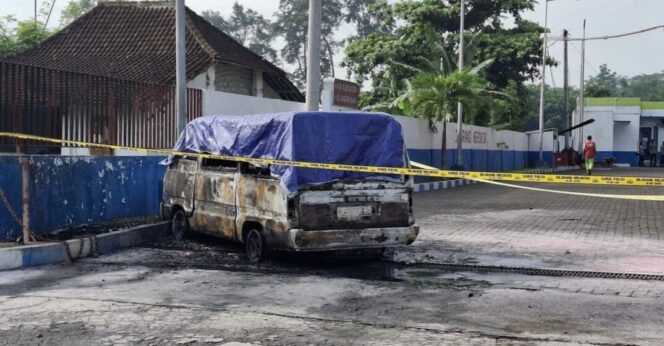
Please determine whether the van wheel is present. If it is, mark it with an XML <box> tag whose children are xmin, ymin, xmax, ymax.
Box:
<box><xmin>171</xmin><ymin>209</ymin><xmax>189</xmax><ymax>241</ymax></box>
<box><xmin>245</xmin><ymin>228</ymin><xmax>268</xmax><ymax>263</ymax></box>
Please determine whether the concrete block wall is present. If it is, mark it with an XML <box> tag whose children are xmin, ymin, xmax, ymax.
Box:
<box><xmin>214</xmin><ymin>62</ymin><xmax>254</xmax><ymax>96</ymax></box>
<box><xmin>0</xmin><ymin>156</ymin><xmax>165</xmax><ymax>241</ymax></box>
<box><xmin>188</xmin><ymin>63</ymin><xmax>256</xmax><ymax>96</ymax></box>
<box><xmin>394</xmin><ymin>115</ymin><xmax>537</xmax><ymax>171</ymax></box>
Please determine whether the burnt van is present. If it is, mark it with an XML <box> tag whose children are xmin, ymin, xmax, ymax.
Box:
<box><xmin>160</xmin><ymin>112</ymin><xmax>419</xmax><ymax>262</ymax></box>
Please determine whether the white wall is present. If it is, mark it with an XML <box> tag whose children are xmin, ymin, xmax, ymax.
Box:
<box><xmin>582</xmin><ymin>109</ymin><xmax>615</xmax><ymax>152</ymax></box>
<box><xmin>527</xmin><ymin>131</ymin><xmax>555</xmax><ymax>152</ymax></box>
<box><xmin>496</xmin><ymin>130</ymin><xmax>529</xmax><ymax>151</ymax></box>
<box><xmin>581</xmin><ymin>107</ymin><xmax>640</xmax><ymax>154</ymax></box>
<box><xmin>187</xmin><ymin>66</ymin><xmax>215</xmax><ymax>90</ymax></box>
<box><xmin>392</xmin><ymin>115</ymin><xmax>530</xmax><ymax>153</ymax></box>
<box><xmin>202</xmin><ymin>89</ymin><xmax>305</xmax><ymax>116</ymax></box>
<box><xmin>394</xmin><ymin>116</ymin><xmax>432</xmax><ymax>150</ymax></box>
<box><xmin>642</xmin><ymin>109</ymin><xmax>664</xmax><ymax>118</ymax></box>
<box><xmin>614</xmin><ymin>118</ymin><xmax>639</xmax><ymax>153</ymax></box>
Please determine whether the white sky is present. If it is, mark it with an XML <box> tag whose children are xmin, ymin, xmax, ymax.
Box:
<box><xmin>522</xmin><ymin>0</ymin><xmax>664</xmax><ymax>88</ymax></box>
<box><xmin>2</xmin><ymin>0</ymin><xmax>663</xmax><ymax>87</ymax></box>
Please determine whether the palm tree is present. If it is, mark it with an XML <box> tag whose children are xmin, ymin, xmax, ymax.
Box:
<box><xmin>400</xmin><ymin>65</ymin><xmax>491</xmax><ymax>169</ymax></box>
<box><xmin>388</xmin><ymin>31</ymin><xmax>497</xmax><ymax>169</ymax></box>
<box><xmin>363</xmin><ymin>31</ymin><xmax>509</xmax><ymax>169</ymax></box>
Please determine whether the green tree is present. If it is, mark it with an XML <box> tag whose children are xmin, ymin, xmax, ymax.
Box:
<box><xmin>343</xmin><ymin>0</ymin><xmax>548</xmax><ymax>130</ymax></box>
<box><xmin>486</xmin><ymin>81</ymin><xmax>529</xmax><ymax>130</ymax></box>
<box><xmin>273</xmin><ymin>0</ymin><xmax>343</xmax><ymax>89</ymax></box>
<box><xmin>202</xmin><ymin>3</ymin><xmax>279</xmax><ymax>64</ymax></box>
<box><xmin>582</xmin><ymin>64</ymin><xmax>664</xmax><ymax>101</ymax></box>
<box><xmin>522</xmin><ymin>84</ymin><xmax>578</xmax><ymax>132</ymax></box>
<box><xmin>401</xmin><ymin>65</ymin><xmax>498</xmax><ymax>168</ymax></box>
<box><xmin>373</xmin><ymin>34</ymin><xmax>499</xmax><ymax>168</ymax></box>
<box><xmin>585</xmin><ymin>64</ymin><xmax>628</xmax><ymax>98</ymax></box>
<box><xmin>59</xmin><ymin>0</ymin><xmax>96</xmax><ymax>27</ymax></box>
<box><xmin>342</xmin><ymin>0</ymin><xmax>394</xmax><ymax>40</ymax></box>
<box><xmin>624</xmin><ymin>72</ymin><xmax>664</xmax><ymax>101</ymax></box>
<box><xmin>0</xmin><ymin>16</ymin><xmax>52</xmax><ymax>56</ymax></box>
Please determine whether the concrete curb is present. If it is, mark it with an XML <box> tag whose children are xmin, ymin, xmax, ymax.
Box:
<box><xmin>413</xmin><ymin>165</ymin><xmax>580</xmax><ymax>193</ymax></box>
<box><xmin>0</xmin><ymin>222</ymin><xmax>169</xmax><ymax>271</ymax></box>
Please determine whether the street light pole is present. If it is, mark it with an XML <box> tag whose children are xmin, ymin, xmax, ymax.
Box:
<box><xmin>175</xmin><ymin>0</ymin><xmax>187</xmax><ymax>134</ymax></box>
<box><xmin>563</xmin><ymin>29</ymin><xmax>570</xmax><ymax>150</ymax></box>
<box><xmin>455</xmin><ymin>0</ymin><xmax>465</xmax><ymax>168</ymax></box>
<box><xmin>538</xmin><ymin>0</ymin><xmax>550</xmax><ymax>164</ymax></box>
<box><xmin>578</xmin><ymin>20</ymin><xmax>586</xmax><ymax>152</ymax></box>
<box><xmin>305</xmin><ymin>0</ymin><xmax>322</xmax><ymax>111</ymax></box>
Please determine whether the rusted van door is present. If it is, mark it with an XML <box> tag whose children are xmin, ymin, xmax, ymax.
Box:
<box><xmin>235</xmin><ymin>164</ymin><xmax>289</xmax><ymax>246</ymax></box>
<box><xmin>162</xmin><ymin>158</ymin><xmax>197</xmax><ymax>214</ymax></box>
<box><xmin>191</xmin><ymin>158</ymin><xmax>238</xmax><ymax>240</ymax></box>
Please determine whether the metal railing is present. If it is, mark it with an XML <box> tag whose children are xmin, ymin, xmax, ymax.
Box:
<box><xmin>0</xmin><ymin>61</ymin><xmax>202</xmax><ymax>154</ymax></box>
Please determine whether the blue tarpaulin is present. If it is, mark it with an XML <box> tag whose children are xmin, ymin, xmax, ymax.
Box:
<box><xmin>164</xmin><ymin>111</ymin><xmax>406</xmax><ymax>195</ymax></box>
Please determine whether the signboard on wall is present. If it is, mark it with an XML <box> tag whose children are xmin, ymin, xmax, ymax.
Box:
<box><xmin>333</xmin><ymin>79</ymin><xmax>359</xmax><ymax>109</ymax></box>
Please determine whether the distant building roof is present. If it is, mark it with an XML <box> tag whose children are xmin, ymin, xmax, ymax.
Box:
<box><xmin>6</xmin><ymin>1</ymin><xmax>304</xmax><ymax>102</ymax></box>
<box><xmin>585</xmin><ymin>98</ymin><xmax>664</xmax><ymax>110</ymax></box>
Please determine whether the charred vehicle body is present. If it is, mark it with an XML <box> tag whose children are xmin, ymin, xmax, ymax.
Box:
<box><xmin>160</xmin><ymin>112</ymin><xmax>419</xmax><ymax>262</ymax></box>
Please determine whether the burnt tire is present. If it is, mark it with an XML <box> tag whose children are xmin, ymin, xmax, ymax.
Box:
<box><xmin>245</xmin><ymin>228</ymin><xmax>268</xmax><ymax>263</ymax></box>
<box><xmin>171</xmin><ymin>209</ymin><xmax>189</xmax><ymax>241</ymax></box>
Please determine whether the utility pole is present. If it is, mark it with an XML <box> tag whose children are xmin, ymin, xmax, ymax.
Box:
<box><xmin>455</xmin><ymin>0</ymin><xmax>465</xmax><ymax>168</ymax></box>
<box><xmin>578</xmin><ymin>20</ymin><xmax>586</xmax><ymax>152</ymax></box>
<box><xmin>537</xmin><ymin>0</ymin><xmax>551</xmax><ymax>164</ymax></box>
<box><xmin>43</xmin><ymin>0</ymin><xmax>57</xmax><ymax>33</ymax></box>
<box><xmin>175</xmin><ymin>0</ymin><xmax>187</xmax><ymax>134</ymax></box>
<box><xmin>305</xmin><ymin>0</ymin><xmax>322</xmax><ymax>111</ymax></box>
<box><xmin>563</xmin><ymin>29</ymin><xmax>570</xmax><ymax>150</ymax></box>
<box><xmin>34</xmin><ymin>0</ymin><xmax>38</xmax><ymax>23</ymax></box>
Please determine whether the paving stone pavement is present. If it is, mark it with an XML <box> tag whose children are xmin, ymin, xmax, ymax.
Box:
<box><xmin>404</xmin><ymin>168</ymin><xmax>664</xmax><ymax>273</ymax></box>
<box><xmin>8</xmin><ymin>259</ymin><xmax>657</xmax><ymax>346</ymax></box>
<box><xmin>1</xmin><ymin>167</ymin><xmax>663</xmax><ymax>345</ymax></box>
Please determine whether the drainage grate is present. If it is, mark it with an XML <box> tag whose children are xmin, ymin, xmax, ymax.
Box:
<box><xmin>430</xmin><ymin>263</ymin><xmax>664</xmax><ymax>281</ymax></box>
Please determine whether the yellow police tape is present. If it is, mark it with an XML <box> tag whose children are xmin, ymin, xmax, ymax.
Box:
<box><xmin>2</xmin><ymin>131</ymin><xmax>664</xmax><ymax>198</ymax></box>
<box><xmin>410</xmin><ymin>162</ymin><xmax>664</xmax><ymax>201</ymax></box>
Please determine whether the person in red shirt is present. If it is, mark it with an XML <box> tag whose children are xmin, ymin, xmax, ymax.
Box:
<box><xmin>583</xmin><ymin>135</ymin><xmax>597</xmax><ymax>175</ymax></box>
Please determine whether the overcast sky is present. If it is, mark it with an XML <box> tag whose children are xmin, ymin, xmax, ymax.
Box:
<box><xmin>2</xmin><ymin>0</ymin><xmax>663</xmax><ymax>87</ymax></box>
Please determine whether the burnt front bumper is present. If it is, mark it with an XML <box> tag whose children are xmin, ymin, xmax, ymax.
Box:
<box><xmin>287</xmin><ymin>225</ymin><xmax>419</xmax><ymax>251</ymax></box>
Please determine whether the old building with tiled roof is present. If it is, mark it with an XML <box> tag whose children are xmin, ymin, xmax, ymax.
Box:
<box><xmin>7</xmin><ymin>1</ymin><xmax>304</xmax><ymax>102</ymax></box>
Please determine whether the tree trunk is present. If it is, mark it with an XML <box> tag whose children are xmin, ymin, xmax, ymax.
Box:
<box><xmin>440</xmin><ymin>121</ymin><xmax>447</xmax><ymax>169</ymax></box>
<box><xmin>323</xmin><ymin>38</ymin><xmax>335</xmax><ymax>78</ymax></box>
